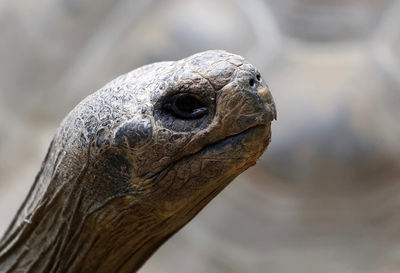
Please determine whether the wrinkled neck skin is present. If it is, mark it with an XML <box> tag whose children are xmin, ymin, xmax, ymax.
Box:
<box><xmin>0</xmin><ymin>161</ymin><xmax>234</xmax><ymax>273</ymax></box>
<box><xmin>0</xmin><ymin>50</ymin><xmax>275</xmax><ymax>273</ymax></box>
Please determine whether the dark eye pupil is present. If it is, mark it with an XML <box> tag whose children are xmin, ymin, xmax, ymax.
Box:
<box><xmin>165</xmin><ymin>94</ymin><xmax>208</xmax><ymax>119</ymax></box>
<box><xmin>175</xmin><ymin>95</ymin><xmax>199</xmax><ymax>113</ymax></box>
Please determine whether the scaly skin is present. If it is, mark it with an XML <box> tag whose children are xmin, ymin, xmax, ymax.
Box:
<box><xmin>0</xmin><ymin>50</ymin><xmax>276</xmax><ymax>273</ymax></box>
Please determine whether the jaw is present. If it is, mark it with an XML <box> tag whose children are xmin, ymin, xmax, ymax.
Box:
<box><xmin>135</xmin><ymin>125</ymin><xmax>272</xmax><ymax>256</ymax></box>
<box><xmin>149</xmin><ymin>124</ymin><xmax>271</xmax><ymax>207</ymax></box>
<box><xmin>187</xmin><ymin>124</ymin><xmax>271</xmax><ymax>188</ymax></box>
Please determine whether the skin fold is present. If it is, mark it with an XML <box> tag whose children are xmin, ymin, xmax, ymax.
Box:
<box><xmin>0</xmin><ymin>50</ymin><xmax>276</xmax><ymax>273</ymax></box>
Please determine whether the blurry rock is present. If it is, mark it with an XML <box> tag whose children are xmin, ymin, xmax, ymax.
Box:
<box><xmin>266</xmin><ymin>0</ymin><xmax>393</xmax><ymax>41</ymax></box>
<box><xmin>373</xmin><ymin>0</ymin><xmax>400</xmax><ymax>87</ymax></box>
<box><xmin>260</xmin><ymin>41</ymin><xmax>400</xmax><ymax>190</ymax></box>
<box><xmin>0</xmin><ymin>0</ymin><xmax>121</xmax><ymax>118</ymax></box>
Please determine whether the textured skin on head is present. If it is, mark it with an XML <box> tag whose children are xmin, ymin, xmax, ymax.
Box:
<box><xmin>0</xmin><ymin>50</ymin><xmax>276</xmax><ymax>273</ymax></box>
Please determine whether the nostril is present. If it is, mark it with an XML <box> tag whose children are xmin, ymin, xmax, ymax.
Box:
<box><xmin>249</xmin><ymin>78</ymin><xmax>255</xmax><ymax>87</ymax></box>
<box><xmin>256</xmin><ymin>74</ymin><xmax>261</xmax><ymax>81</ymax></box>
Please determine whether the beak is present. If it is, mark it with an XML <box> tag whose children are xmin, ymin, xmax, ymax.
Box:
<box><xmin>258</xmin><ymin>85</ymin><xmax>277</xmax><ymax>121</ymax></box>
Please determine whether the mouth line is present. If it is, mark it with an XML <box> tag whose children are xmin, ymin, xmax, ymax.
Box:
<box><xmin>195</xmin><ymin>124</ymin><xmax>265</xmax><ymax>155</ymax></box>
<box><xmin>143</xmin><ymin>125</ymin><xmax>266</xmax><ymax>182</ymax></box>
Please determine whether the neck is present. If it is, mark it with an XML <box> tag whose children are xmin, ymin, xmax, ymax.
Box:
<box><xmin>0</xmin><ymin>195</ymin><xmax>171</xmax><ymax>273</ymax></box>
<box><xmin>0</xmin><ymin>142</ymin><xmax>168</xmax><ymax>273</ymax></box>
<box><xmin>0</xmin><ymin>146</ymin><xmax>232</xmax><ymax>273</ymax></box>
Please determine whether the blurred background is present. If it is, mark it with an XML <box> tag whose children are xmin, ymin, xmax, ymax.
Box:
<box><xmin>1</xmin><ymin>0</ymin><xmax>400</xmax><ymax>272</ymax></box>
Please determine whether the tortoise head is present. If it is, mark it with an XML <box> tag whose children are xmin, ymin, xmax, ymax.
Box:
<box><xmin>98</xmin><ymin>50</ymin><xmax>277</xmax><ymax>214</ymax></box>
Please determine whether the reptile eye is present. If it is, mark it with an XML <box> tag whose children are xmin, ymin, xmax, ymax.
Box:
<box><xmin>164</xmin><ymin>94</ymin><xmax>208</xmax><ymax>119</ymax></box>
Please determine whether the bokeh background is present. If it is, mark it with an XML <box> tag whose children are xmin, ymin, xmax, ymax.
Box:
<box><xmin>1</xmin><ymin>0</ymin><xmax>400</xmax><ymax>272</ymax></box>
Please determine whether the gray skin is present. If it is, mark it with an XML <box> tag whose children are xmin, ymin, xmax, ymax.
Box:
<box><xmin>0</xmin><ymin>50</ymin><xmax>276</xmax><ymax>273</ymax></box>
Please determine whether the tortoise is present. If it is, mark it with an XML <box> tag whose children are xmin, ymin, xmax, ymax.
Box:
<box><xmin>0</xmin><ymin>50</ymin><xmax>276</xmax><ymax>272</ymax></box>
